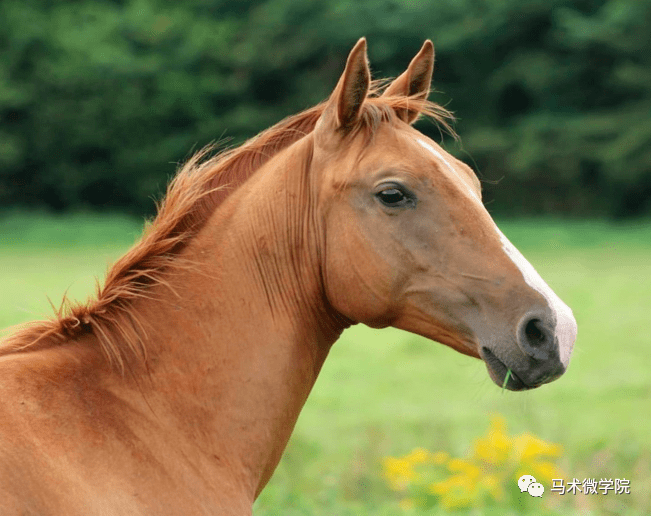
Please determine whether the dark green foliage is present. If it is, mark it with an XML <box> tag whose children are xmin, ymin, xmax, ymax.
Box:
<box><xmin>0</xmin><ymin>0</ymin><xmax>649</xmax><ymax>217</ymax></box>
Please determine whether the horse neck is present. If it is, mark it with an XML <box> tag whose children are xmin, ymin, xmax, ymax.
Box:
<box><xmin>127</xmin><ymin>137</ymin><xmax>348</xmax><ymax>498</ymax></box>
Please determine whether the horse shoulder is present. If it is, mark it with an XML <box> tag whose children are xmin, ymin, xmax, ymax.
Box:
<box><xmin>0</xmin><ymin>345</ymin><xmax>251</xmax><ymax>515</ymax></box>
<box><xmin>0</xmin><ymin>344</ymin><xmax>139</xmax><ymax>514</ymax></box>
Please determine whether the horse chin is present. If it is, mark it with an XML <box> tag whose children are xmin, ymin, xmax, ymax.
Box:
<box><xmin>479</xmin><ymin>346</ymin><xmax>531</xmax><ymax>391</ymax></box>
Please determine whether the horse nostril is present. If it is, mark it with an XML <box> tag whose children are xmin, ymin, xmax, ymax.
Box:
<box><xmin>524</xmin><ymin>319</ymin><xmax>546</xmax><ymax>346</ymax></box>
<box><xmin>517</xmin><ymin>315</ymin><xmax>553</xmax><ymax>360</ymax></box>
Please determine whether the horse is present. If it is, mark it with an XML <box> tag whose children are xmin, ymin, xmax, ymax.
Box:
<box><xmin>0</xmin><ymin>39</ymin><xmax>577</xmax><ymax>515</ymax></box>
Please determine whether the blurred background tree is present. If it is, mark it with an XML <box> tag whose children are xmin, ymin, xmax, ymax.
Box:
<box><xmin>1</xmin><ymin>0</ymin><xmax>649</xmax><ymax>218</ymax></box>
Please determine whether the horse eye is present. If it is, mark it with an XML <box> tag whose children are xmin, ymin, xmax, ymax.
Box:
<box><xmin>376</xmin><ymin>188</ymin><xmax>409</xmax><ymax>207</ymax></box>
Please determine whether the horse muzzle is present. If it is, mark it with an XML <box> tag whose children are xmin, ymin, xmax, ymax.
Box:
<box><xmin>479</xmin><ymin>309</ymin><xmax>577</xmax><ymax>391</ymax></box>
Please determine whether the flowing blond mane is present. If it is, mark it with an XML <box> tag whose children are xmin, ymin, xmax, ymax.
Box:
<box><xmin>0</xmin><ymin>82</ymin><xmax>454</xmax><ymax>370</ymax></box>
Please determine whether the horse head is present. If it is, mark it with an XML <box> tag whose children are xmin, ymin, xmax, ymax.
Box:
<box><xmin>313</xmin><ymin>39</ymin><xmax>577</xmax><ymax>390</ymax></box>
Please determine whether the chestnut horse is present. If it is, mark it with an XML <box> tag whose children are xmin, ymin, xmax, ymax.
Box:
<box><xmin>0</xmin><ymin>39</ymin><xmax>576</xmax><ymax>515</ymax></box>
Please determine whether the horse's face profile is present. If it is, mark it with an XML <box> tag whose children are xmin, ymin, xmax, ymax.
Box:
<box><xmin>314</xmin><ymin>40</ymin><xmax>576</xmax><ymax>391</ymax></box>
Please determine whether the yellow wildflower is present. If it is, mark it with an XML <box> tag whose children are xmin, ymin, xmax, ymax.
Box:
<box><xmin>448</xmin><ymin>458</ymin><xmax>481</xmax><ymax>479</ymax></box>
<box><xmin>382</xmin><ymin>414</ymin><xmax>564</xmax><ymax>512</ymax></box>
<box><xmin>472</xmin><ymin>415</ymin><xmax>513</xmax><ymax>466</ymax></box>
<box><xmin>383</xmin><ymin>457</ymin><xmax>415</xmax><ymax>491</ymax></box>
<box><xmin>514</xmin><ymin>432</ymin><xmax>563</xmax><ymax>462</ymax></box>
<box><xmin>405</xmin><ymin>447</ymin><xmax>430</xmax><ymax>464</ymax></box>
<box><xmin>431</xmin><ymin>473</ymin><xmax>477</xmax><ymax>510</ymax></box>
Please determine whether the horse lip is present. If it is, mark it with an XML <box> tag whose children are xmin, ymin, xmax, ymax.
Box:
<box><xmin>480</xmin><ymin>346</ymin><xmax>531</xmax><ymax>391</ymax></box>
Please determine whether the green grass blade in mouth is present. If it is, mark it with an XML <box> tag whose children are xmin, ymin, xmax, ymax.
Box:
<box><xmin>501</xmin><ymin>369</ymin><xmax>512</xmax><ymax>392</ymax></box>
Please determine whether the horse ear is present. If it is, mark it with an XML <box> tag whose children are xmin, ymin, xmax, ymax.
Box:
<box><xmin>324</xmin><ymin>38</ymin><xmax>371</xmax><ymax>131</ymax></box>
<box><xmin>382</xmin><ymin>40</ymin><xmax>434</xmax><ymax>124</ymax></box>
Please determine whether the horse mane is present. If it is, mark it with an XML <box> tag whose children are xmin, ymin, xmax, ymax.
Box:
<box><xmin>0</xmin><ymin>81</ymin><xmax>454</xmax><ymax>371</ymax></box>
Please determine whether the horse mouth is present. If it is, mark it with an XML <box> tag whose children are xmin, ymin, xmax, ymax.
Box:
<box><xmin>480</xmin><ymin>347</ymin><xmax>530</xmax><ymax>391</ymax></box>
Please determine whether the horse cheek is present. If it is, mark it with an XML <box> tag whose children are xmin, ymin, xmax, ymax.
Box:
<box><xmin>324</xmin><ymin>227</ymin><xmax>396</xmax><ymax>328</ymax></box>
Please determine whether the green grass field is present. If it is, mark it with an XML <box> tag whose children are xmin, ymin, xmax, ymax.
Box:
<box><xmin>1</xmin><ymin>212</ymin><xmax>650</xmax><ymax>515</ymax></box>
